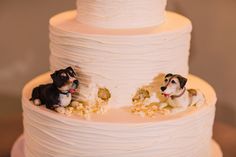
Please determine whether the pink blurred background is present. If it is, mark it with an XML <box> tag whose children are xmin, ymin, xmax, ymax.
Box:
<box><xmin>0</xmin><ymin>0</ymin><xmax>235</xmax><ymax>156</ymax></box>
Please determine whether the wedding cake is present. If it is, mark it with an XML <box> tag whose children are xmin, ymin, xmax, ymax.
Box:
<box><xmin>11</xmin><ymin>0</ymin><xmax>223</xmax><ymax>157</ymax></box>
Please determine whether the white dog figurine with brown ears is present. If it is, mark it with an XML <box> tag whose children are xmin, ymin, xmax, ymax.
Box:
<box><xmin>160</xmin><ymin>73</ymin><xmax>206</xmax><ymax>114</ymax></box>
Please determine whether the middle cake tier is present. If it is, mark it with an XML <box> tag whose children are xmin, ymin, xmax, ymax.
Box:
<box><xmin>50</xmin><ymin>10</ymin><xmax>192</xmax><ymax>108</ymax></box>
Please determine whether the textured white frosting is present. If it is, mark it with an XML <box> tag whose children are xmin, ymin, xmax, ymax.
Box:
<box><xmin>49</xmin><ymin>11</ymin><xmax>192</xmax><ymax>108</ymax></box>
<box><xmin>76</xmin><ymin>0</ymin><xmax>167</xmax><ymax>28</ymax></box>
<box><xmin>22</xmin><ymin>73</ymin><xmax>217</xmax><ymax>157</ymax></box>
<box><xmin>11</xmin><ymin>135</ymin><xmax>223</xmax><ymax>157</ymax></box>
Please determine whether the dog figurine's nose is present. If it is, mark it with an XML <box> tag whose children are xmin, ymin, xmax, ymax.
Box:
<box><xmin>73</xmin><ymin>80</ymin><xmax>79</xmax><ymax>88</ymax></box>
<box><xmin>161</xmin><ymin>86</ymin><xmax>166</xmax><ymax>92</ymax></box>
<box><xmin>73</xmin><ymin>80</ymin><xmax>79</xmax><ymax>85</ymax></box>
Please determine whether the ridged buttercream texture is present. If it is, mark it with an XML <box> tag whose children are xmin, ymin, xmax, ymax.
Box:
<box><xmin>22</xmin><ymin>73</ymin><xmax>217</xmax><ymax>157</ymax></box>
<box><xmin>23</xmin><ymin>106</ymin><xmax>214</xmax><ymax>157</ymax></box>
<box><xmin>76</xmin><ymin>0</ymin><xmax>167</xmax><ymax>28</ymax></box>
<box><xmin>49</xmin><ymin>11</ymin><xmax>192</xmax><ymax>108</ymax></box>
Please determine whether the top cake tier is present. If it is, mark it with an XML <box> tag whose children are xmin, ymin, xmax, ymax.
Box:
<box><xmin>76</xmin><ymin>0</ymin><xmax>167</xmax><ymax>29</ymax></box>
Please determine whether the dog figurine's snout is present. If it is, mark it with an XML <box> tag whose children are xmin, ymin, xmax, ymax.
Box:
<box><xmin>160</xmin><ymin>86</ymin><xmax>166</xmax><ymax>92</ymax></box>
<box><xmin>69</xmin><ymin>78</ymin><xmax>76</xmax><ymax>83</ymax></box>
<box><xmin>73</xmin><ymin>80</ymin><xmax>79</xmax><ymax>88</ymax></box>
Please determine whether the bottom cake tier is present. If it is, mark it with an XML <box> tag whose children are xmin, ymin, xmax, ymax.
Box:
<box><xmin>11</xmin><ymin>135</ymin><xmax>222</xmax><ymax>157</ymax></box>
<box><xmin>20</xmin><ymin>73</ymin><xmax>222</xmax><ymax>157</ymax></box>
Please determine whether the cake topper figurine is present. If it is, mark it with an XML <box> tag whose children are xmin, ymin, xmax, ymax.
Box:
<box><xmin>160</xmin><ymin>73</ymin><xmax>205</xmax><ymax>113</ymax></box>
<box><xmin>30</xmin><ymin>67</ymin><xmax>79</xmax><ymax>113</ymax></box>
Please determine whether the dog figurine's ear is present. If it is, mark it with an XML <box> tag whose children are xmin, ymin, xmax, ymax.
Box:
<box><xmin>66</xmin><ymin>66</ymin><xmax>76</xmax><ymax>77</ymax></box>
<box><xmin>50</xmin><ymin>71</ymin><xmax>58</xmax><ymax>81</ymax></box>
<box><xmin>51</xmin><ymin>71</ymin><xmax>64</xmax><ymax>87</ymax></box>
<box><xmin>165</xmin><ymin>73</ymin><xmax>173</xmax><ymax>78</ymax></box>
<box><xmin>177</xmin><ymin>75</ymin><xmax>188</xmax><ymax>89</ymax></box>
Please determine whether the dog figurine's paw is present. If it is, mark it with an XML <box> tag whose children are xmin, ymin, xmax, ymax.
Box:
<box><xmin>33</xmin><ymin>99</ymin><xmax>41</xmax><ymax>106</ymax></box>
<box><xmin>55</xmin><ymin>107</ymin><xmax>66</xmax><ymax>114</ymax></box>
<box><xmin>159</xmin><ymin>102</ymin><xmax>168</xmax><ymax>110</ymax></box>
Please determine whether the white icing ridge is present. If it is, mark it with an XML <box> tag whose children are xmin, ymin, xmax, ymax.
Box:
<box><xmin>11</xmin><ymin>135</ymin><xmax>223</xmax><ymax>157</ymax></box>
<box><xmin>49</xmin><ymin>11</ymin><xmax>192</xmax><ymax>108</ymax></box>
<box><xmin>22</xmin><ymin>73</ymin><xmax>217</xmax><ymax>157</ymax></box>
<box><xmin>76</xmin><ymin>0</ymin><xmax>167</xmax><ymax>28</ymax></box>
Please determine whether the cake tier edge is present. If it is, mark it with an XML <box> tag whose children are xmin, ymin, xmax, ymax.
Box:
<box><xmin>49</xmin><ymin>10</ymin><xmax>192</xmax><ymax>36</ymax></box>
<box><xmin>11</xmin><ymin>135</ymin><xmax>223</xmax><ymax>157</ymax></box>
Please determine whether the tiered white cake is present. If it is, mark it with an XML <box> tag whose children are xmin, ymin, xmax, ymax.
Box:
<box><xmin>12</xmin><ymin>0</ymin><xmax>223</xmax><ymax>157</ymax></box>
<box><xmin>49</xmin><ymin>10</ymin><xmax>191</xmax><ymax>108</ymax></box>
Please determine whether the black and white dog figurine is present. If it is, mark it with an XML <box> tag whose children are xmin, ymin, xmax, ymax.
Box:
<box><xmin>30</xmin><ymin>67</ymin><xmax>79</xmax><ymax>113</ymax></box>
<box><xmin>160</xmin><ymin>73</ymin><xmax>205</xmax><ymax>113</ymax></box>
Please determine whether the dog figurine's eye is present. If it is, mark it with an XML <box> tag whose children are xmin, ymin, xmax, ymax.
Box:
<box><xmin>171</xmin><ymin>80</ymin><xmax>176</xmax><ymax>84</ymax></box>
<box><xmin>60</xmin><ymin>73</ymin><xmax>67</xmax><ymax>77</ymax></box>
<box><xmin>164</xmin><ymin>79</ymin><xmax>168</xmax><ymax>82</ymax></box>
<box><xmin>70</xmin><ymin>70</ymin><xmax>75</xmax><ymax>77</ymax></box>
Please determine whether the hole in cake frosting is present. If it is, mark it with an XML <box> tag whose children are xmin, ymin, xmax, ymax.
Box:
<box><xmin>98</xmin><ymin>87</ymin><xmax>111</xmax><ymax>101</ymax></box>
<box><xmin>67</xmin><ymin>87</ymin><xmax>111</xmax><ymax>119</ymax></box>
<box><xmin>131</xmin><ymin>87</ymin><xmax>165</xmax><ymax>118</ymax></box>
<box><xmin>132</xmin><ymin>88</ymin><xmax>151</xmax><ymax>103</ymax></box>
<box><xmin>130</xmin><ymin>74</ymin><xmax>172</xmax><ymax>117</ymax></box>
